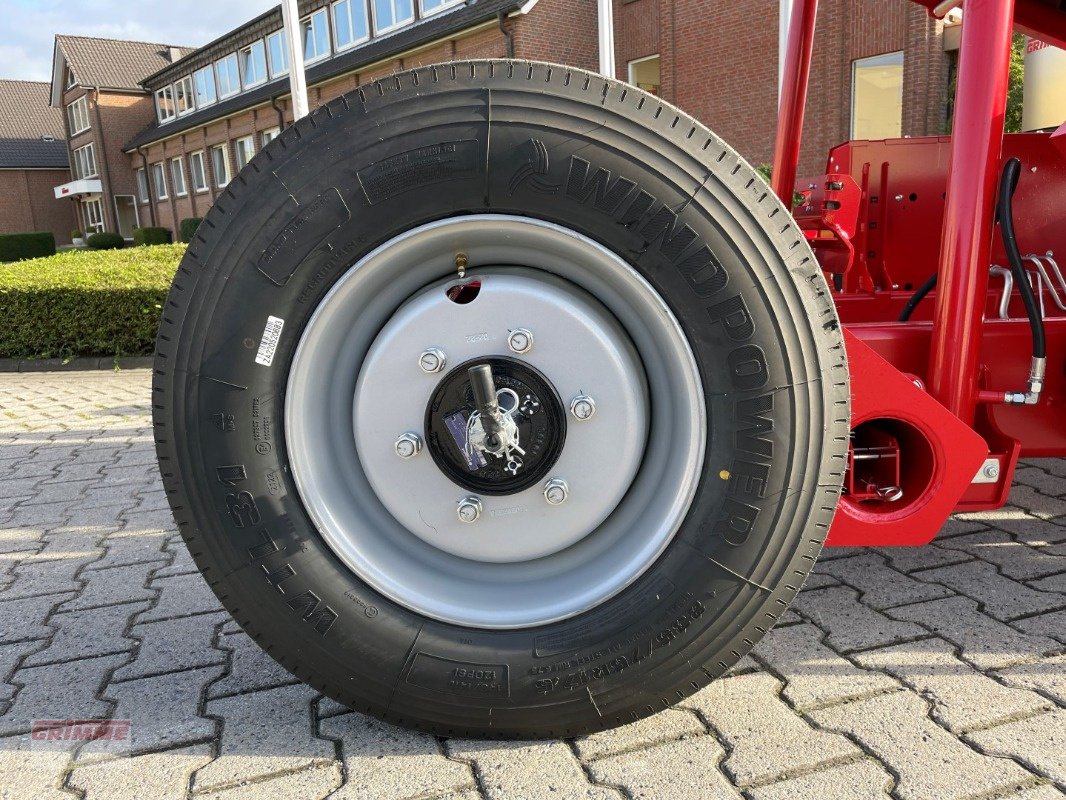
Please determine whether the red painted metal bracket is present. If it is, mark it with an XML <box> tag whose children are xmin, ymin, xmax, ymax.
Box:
<box><xmin>826</xmin><ymin>329</ymin><xmax>989</xmax><ymax>547</ymax></box>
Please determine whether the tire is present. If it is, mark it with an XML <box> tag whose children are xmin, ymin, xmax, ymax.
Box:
<box><xmin>154</xmin><ymin>60</ymin><xmax>849</xmax><ymax>738</ymax></box>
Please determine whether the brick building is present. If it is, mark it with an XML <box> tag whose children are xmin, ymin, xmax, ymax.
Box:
<box><xmin>40</xmin><ymin>0</ymin><xmax>955</xmax><ymax>241</ymax></box>
<box><xmin>0</xmin><ymin>80</ymin><xmax>74</xmax><ymax>244</ymax></box>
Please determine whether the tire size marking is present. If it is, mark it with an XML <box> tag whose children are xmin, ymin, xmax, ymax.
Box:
<box><xmin>406</xmin><ymin>653</ymin><xmax>510</xmax><ymax>698</ymax></box>
<box><xmin>254</xmin><ymin>316</ymin><xmax>285</xmax><ymax>367</ymax></box>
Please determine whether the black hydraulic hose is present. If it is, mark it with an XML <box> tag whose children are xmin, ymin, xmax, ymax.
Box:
<box><xmin>998</xmin><ymin>157</ymin><xmax>1046</xmax><ymax>359</ymax></box>
<box><xmin>898</xmin><ymin>272</ymin><xmax>938</xmax><ymax>322</ymax></box>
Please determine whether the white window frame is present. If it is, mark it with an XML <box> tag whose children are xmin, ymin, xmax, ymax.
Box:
<box><xmin>261</xmin><ymin>127</ymin><xmax>281</xmax><ymax>147</ymax></box>
<box><xmin>419</xmin><ymin>0</ymin><xmax>461</xmax><ymax>18</ymax></box>
<box><xmin>151</xmin><ymin>161</ymin><xmax>168</xmax><ymax>200</ymax></box>
<box><xmin>66</xmin><ymin>67</ymin><xmax>77</xmax><ymax>89</ymax></box>
<box><xmin>850</xmin><ymin>51</ymin><xmax>905</xmax><ymax>140</ymax></box>
<box><xmin>266</xmin><ymin>30</ymin><xmax>289</xmax><ymax>78</ymax></box>
<box><xmin>73</xmin><ymin>143</ymin><xmax>97</xmax><ymax>179</ymax></box>
<box><xmin>234</xmin><ymin>135</ymin><xmax>255</xmax><ymax>171</ymax></box>
<box><xmin>83</xmin><ymin>198</ymin><xmax>103</xmax><ymax>234</ymax></box>
<box><xmin>216</xmin><ymin>53</ymin><xmax>241</xmax><ymax>99</ymax></box>
<box><xmin>240</xmin><ymin>40</ymin><xmax>268</xmax><ymax>88</ymax></box>
<box><xmin>372</xmin><ymin>0</ymin><xmax>415</xmax><ymax>35</ymax></box>
<box><xmin>627</xmin><ymin>54</ymin><xmax>661</xmax><ymax>94</ymax></box>
<box><xmin>301</xmin><ymin>8</ymin><xmax>331</xmax><ymax>64</ymax></box>
<box><xmin>135</xmin><ymin>168</ymin><xmax>149</xmax><ymax>203</ymax></box>
<box><xmin>193</xmin><ymin>65</ymin><xmax>217</xmax><ymax>108</ymax></box>
<box><xmin>174</xmin><ymin>75</ymin><xmax>194</xmax><ymax>116</ymax></box>
<box><xmin>67</xmin><ymin>96</ymin><xmax>90</xmax><ymax>136</ymax></box>
<box><xmin>189</xmin><ymin>150</ymin><xmax>208</xmax><ymax>193</ymax></box>
<box><xmin>170</xmin><ymin>156</ymin><xmax>187</xmax><ymax>197</ymax></box>
<box><xmin>156</xmin><ymin>85</ymin><xmax>176</xmax><ymax>123</ymax></box>
<box><xmin>210</xmin><ymin>144</ymin><xmax>230</xmax><ymax>188</ymax></box>
<box><xmin>333</xmin><ymin>0</ymin><xmax>370</xmax><ymax>52</ymax></box>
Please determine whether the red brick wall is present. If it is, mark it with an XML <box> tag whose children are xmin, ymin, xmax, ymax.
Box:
<box><xmin>513</xmin><ymin>0</ymin><xmax>599</xmax><ymax>71</ymax></box>
<box><xmin>0</xmin><ymin>169</ymin><xmax>75</xmax><ymax>244</ymax></box>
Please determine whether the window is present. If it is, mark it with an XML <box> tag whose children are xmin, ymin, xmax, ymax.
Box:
<box><xmin>628</xmin><ymin>55</ymin><xmax>661</xmax><ymax>95</ymax></box>
<box><xmin>261</xmin><ymin>127</ymin><xmax>281</xmax><ymax>147</ymax></box>
<box><xmin>66</xmin><ymin>67</ymin><xmax>77</xmax><ymax>89</ymax></box>
<box><xmin>210</xmin><ymin>144</ymin><xmax>230</xmax><ymax>188</ymax></box>
<box><xmin>266</xmin><ymin>30</ymin><xmax>289</xmax><ymax>77</ymax></box>
<box><xmin>420</xmin><ymin>0</ymin><xmax>460</xmax><ymax>16</ymax></box>
<box><xmin>216</xmin><ymin>54</ymin><xmax>241</xmax><ymax>98</ymax></box>
<box><xmin>193</xmin><ymin>66</ymin><xmax>217</xmax><ymax>108</ymax></box>
<box><xmin>151</xmin><ymin>161</ymin><xmax>168</xmax><ymax>200</ymax></box>
<box><xmin>301</xmin><ymin>9</ymin><xmax>331</xmax><ymax>63</ymax></box>
<box><xmin>175</xmin><ymin>76</ymin><xmax>194</xmax><ymax>116</ymax></box>
<box><xmin>156</xmin><ymin>85</ymin><xmax>176</xmax><ymax>123</ymax></box>
<box><xmin>333</xmin><ymin>0</ymin><xmax>369</xmax><ymax>50</ymax></box>
<box><xmin>234</xmin><ymin>136</ymin><xmax>255</xmax><ymax>171</ymax></box>
<box><xmin>83</xmin><ymin>198</ymin><xmax>103</xmax><ymax>233</ymax></box>
<box><xmin>851</xmin><ymin>52</ymin><xmax>904</xmax><ymax>140</ymax></box>
<box><xmin>170</xmin><ymin>157</ymin><xmax>187</xmax><ymax>197</ymax></box>
<box><xmin>190</xmin><ymin>150</ymin><xmax>208</xmax><ymax>192</ymax></box>
<box><xmin>241</xmin><ymin>41</ymin><xmax>268</xmax><ymax>88</ymax></box>
<box><xmin>373</xmin><ymin>0</ymin><xmax>414</xmax><ymax>34</ymax></box>
<box><xmin>67</xmin><ymin>96</ymin><xmax>90</xmax><ymax>136</ymax></box>
<box><xmin>135</xmin><ymin>168</ymin><xmax>149</xmax><ymax>203</ymax></box>
<box><xmin>73</xmin><ymin>143</ymin><xmax>97</xmax><ymax>179</ymax></box>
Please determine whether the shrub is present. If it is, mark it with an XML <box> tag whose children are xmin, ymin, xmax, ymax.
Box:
<box><xmin>86</xmin><ymin>231</ymin><xmax>125</xmax><ymax>250</ymax></box>
<box><xmin>133</xmin><ymin>226</ymin><xmax>172</xmax><ymax>246</ymax></box>
<box><xmin>0</xmin><ymin>232</ymin><xmax>56</xmax><ymax>263</ymax></box>
<box><xmin>180</xmin><ymin>217</ymin><xmax>203</xmax><ymax>243</ymax></box>
<box><xmin>0</xmin><ymin>244</ymin><xmax>185</xmax><ymax>359</ymax></box>
<box><xmin>71</xmin><ymin>229</ymin><xmax>83</xmax><ymax>239</ymax></box>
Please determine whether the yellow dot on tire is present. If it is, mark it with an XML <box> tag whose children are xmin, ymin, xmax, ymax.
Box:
<box><xmin>719</xmin><ymin>470</ymin><xmax>731</xmax><ymax>480</ymax></box>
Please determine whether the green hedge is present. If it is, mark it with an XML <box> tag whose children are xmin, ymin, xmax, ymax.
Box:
<box><xmin>87</xmin><ymin>231</ymin><xmax>125</xmax><ymax>250</ymax></box>
<box><xmin>0</xmin><ymin>244</ymin><xmax>185</xmax><ymax>359</ymax></box>
<box><xmin>180</xmin><ymin>217</ymin><xmax>203</xmax><ymax>243</ymax></box>
<box><xmin>133</xmin><ymin>226</ymin><xmax>172</xmax><ymax>246</ymax></box>
<box><xmin>0</xmin><ymin>232</ymin><xmax>56</xmax><ymax>263</ymax></box>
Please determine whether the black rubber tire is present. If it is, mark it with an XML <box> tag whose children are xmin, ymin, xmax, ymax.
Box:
<box><xmin>154</xmin><ymin>60</ymin><xmax>850</xmax><ymax>739</ymax></box>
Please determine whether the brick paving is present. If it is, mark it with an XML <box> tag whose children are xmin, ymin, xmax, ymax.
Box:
<box><xmin>0</xmin><ymin>369</ymin><xmax>1064</xmax><ymax>799</ymax></box>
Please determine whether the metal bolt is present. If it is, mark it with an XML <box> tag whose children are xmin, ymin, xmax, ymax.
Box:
<box><xmin>983</xmin><ymin>462</ymin><xmax>1001</xmax><ymax>480</ymax></box>
<box><xmin>508</xmin><ymin>328</ymin><xmax>534</xmax><ymax>354</ymax></box>
<box><xmin>570</xmin><ymin>395</ymin><xmax>596</xmax><ymax>421</ymax></box>
<box><xmin>419</xmin><ymin>348</ymin><xmax>446</xmax><ymax>374</ymax></box>
<box><xmin>457</xmin><ymin>497</ymin><xmax>483</xmax><ymax>523</ymax></box>
<box><xmin>394</xmin><ymin>432</ymin><xmax>423</xmax><ymax>459</ymax></box>
<box><xmin>544</xmin><ymin>478</ymin><xmax>569</xmax><ymax>506</ymax></box>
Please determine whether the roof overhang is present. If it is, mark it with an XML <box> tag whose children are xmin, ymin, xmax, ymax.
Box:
<box><xmin>54</xmin><ymin>178</ymin><xmax>102</xmax><ymax>198</ymax></box>
<box><xmin>50</xmin><ymin>40</ymin><xmax>68</xmax><ymax>107</ymax></box>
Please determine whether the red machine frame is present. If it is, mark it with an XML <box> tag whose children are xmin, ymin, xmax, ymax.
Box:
<box><xmin>774</xmin><ymin>0</ymin><xmax>1066</xmax><ymax>546</ymax></box>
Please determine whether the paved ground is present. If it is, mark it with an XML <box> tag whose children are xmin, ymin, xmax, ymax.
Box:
<box><xmin>0</xmin><ymin>370</ymin><xmax>1064</xmax><ymax>800</ymax></box>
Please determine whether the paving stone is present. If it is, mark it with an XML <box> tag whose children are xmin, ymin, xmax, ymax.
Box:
<box><xmin>799</xmin><ymin>569</ymin><xmax>840</xmax><ymax>590</ymax></box>
<box><xmin>888</xmin><ymin>596</ymin><xmax>1060</xmax><ymax>670</ymax></box>
<box><xmin>1013</xmin><ymin>609</ymin><xmax>1066</xmax><ymax>646</ymax></box>
<box><xmin>449</xmin><ymin>739</ymin><xmax>620</xmax><ymax>800</ymax></box>
<box><xmin>0</xmin><ymin>732</ymin><xmax>76</xmax><ymax>800</ymax></box>
<box><xmin>1014</xmin><ymin>465</ymin><xmax>1066</xmax><ymax>496</ymax></box>
<box><xmin>112</xmin><ymin>611</ymin><xmax>228</xmax><ymax>682</ymax></box>
<box><xmin>0</xmin><ymin>654</ymin><xmax>126</xmax><ymax>737</ymax></box>
<box><xmin>935</xmin><ymin>530</ymin><xmax>1066</xmax><ymax>580</ymax></box>
<box><xmin>686</xmin><ymin>672</ymin><xmax>858</xmax><ymax>787</ymax></box>
<box><xmin>916</xmin><ymin>560</ymin><xmax>1064</xmax><ymax>621</ymax></box>
<box><xmin>0</xmin><ymin>640</ymin><xmax>47</xmax><ymax>700</ymax></box>
<box><xmin>207</xmin><ymin>629</ymin><xmax>297</xmax><ymax>699</ymax></box>
<box><xmin>752</xmin><ymin>622</ymin><xmax>899</xmax><ymax>710</ymax></box>
<box><xmin>82</xmin><ymin>529</ymin><xmax>170</xmax><ymax>572</ymax></box>
<box><xmin>995</xmin><ymin>655</ymin><xmax>1066</xmax><ymax>705</ymax></box>
<box><xmin>0</xmin><ymin>592</ymin><xmax>73</xmax><ymax>644</ymax></box>
<box><xmin>574</xmin><ymin>708</ymin><xmax>705</xmax><ymax>761</ymax></box>
<box><xmin>0</xmin><ymin>556</ymin><xmax>87</xmax><ymax>600</ymax></box>
<box><xmin>193</xmin><ymin>684</ymin><xmax>334</xmax><ymax>794</ymax></box>
<box><xmin>195</xmin><ymin>764</ymin><xmax>341</xmax><ymax>800</ymax></box>
<box><xmin>853</xmin><ymin>638</ymin><xmax>1052</xmax><ymax>733</ymax></box>
<box><xmin>23</xmin><ymin>602</ymin><xmax>145</xmax><ymax>667</ymax></box>
<box><xmin>995</xmin><ymin>515</ymin><xmax>1066</xmax><ymax>545</ymax></box>
<box><xmin>1029</xmin><ymin>571</ymin><xmax>1066</xmax><ymax>593</ymax></box>
<box><xmin>967</xmin><ymin>710</ymin><xmax>1066</xmax><ymax>786</ymax></box>
<box><xmin>15</xmin><ymin>480</ymin><xmax>95</xmax><ymax>507</ymax></box>
<box><xmin>1008</xmin><ymin>485</ymin><xmax>1066</xmax><ymax>520</ymax></box>
<box><xmin>57</xmin><ymin>562</ymin><xmax>154</xmax><ymax>613</ymax></box>
<box><xmin>138</xmin><ymin>572</ymin><xmax>222</xmax><ymax>623</ymax></box>
<box><xmin>791</xmin><ymin>586</ymin><xmax>927</xmax><ymax>652</ymax></box>
<box><xmin>69</xmin><ymin>743</ymin><xmax>214</xmax><ymax>800</ymax></box>
<box><xmin>320</xmin><ymin>712</ymin><xmax>475</xmax><ymax>799</ymax></box>
<box><xmin>748</xmin><ymin>759</ymin><xmax>894</xmax><ymax>800</ymax></box>
<box><xmin>810</xmin><ymin>552</ymin><xmax>953</xmax><ymax>609</ymax></box>
<box><xmin>1003</xmin><ymin>783</ymin><xmax>1066</xmax><ymax>799</ymax></box>
<box><xmin>809</xmin><ymin>690</ymin><xmax>1034</xmax><ymax>800</ymax></box>
<box><xmin>82</xmin><ymin>665</ymin><xmax>224</xmax><ymax>757</ymax></box>
<box><xmin>589</xmin><ymin>736</ymin><xmax>741</xmax><ymax>800</ymax></box>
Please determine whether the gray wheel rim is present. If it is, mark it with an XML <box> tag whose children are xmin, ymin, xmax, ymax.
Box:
<box><xmin>285</xmin><ymin>216</ymin><xmax>706</xmax><ymax>628</ymax></box>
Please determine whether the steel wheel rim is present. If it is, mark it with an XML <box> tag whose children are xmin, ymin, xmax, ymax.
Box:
<box><xmin>285</xmin><ymin>215</ymin><xmax>706</xmax><ymax>628</ymax></box>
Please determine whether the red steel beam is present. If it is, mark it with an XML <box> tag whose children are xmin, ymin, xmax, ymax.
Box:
<box><xmin>927</xmin><ymin>0</ymin><xmax>1016</xmax><ymax>423</ymax></box>
<box><xmin>770</xmin><ymin>0</ymin><xmax>818</xmax><ymax>207</ymax></box>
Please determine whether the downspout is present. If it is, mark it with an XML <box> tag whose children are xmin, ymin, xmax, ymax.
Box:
<box><xmin>597</xmin><ymin>0</ymin><xmax>616</xmax><ymax>77</ymax></box>
<box><xmin>271</xmin><ymin>93</ymin><xmax>287</xmax><ymax>131</ymax></box>
<box><xmin>91</xmin><ymin>87</ymin><xmax>117</xmax><ymax>232</ymax></box>
<box><xmin>497</xmin><ymin>11</ymin><xmax>515</xmax><ymax>58</ymax></box>
<box><xmin>137</xmin><ymin>146</ymin><xmax>156</xmax><ymax>227</ymax></box>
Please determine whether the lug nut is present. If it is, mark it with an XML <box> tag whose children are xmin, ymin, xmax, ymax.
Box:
<box><xmin>570</xmin><ymin>395</ymin><xmax>596</xmax><ymax>421</ymax></box>
<box><xmin>508</xmin><ymin>328</ymin><xmax>534</xmax><ymax>354</ymax></box>
<box><xmin>457</xmin><ymin>496</ymin><xmax>483</xmax><ymax>523</ymax></box>
<box><xmin>419</xmin><ymin>348</ymin><xmax>447</xmax><ymax>374</ymax></box>
<box><xmin>544</xmin><ymin>478</ymin><xmax>569</xmax><ymax>506</ymax></box>
<box><xmin>394</xmin><ymin>432</ymin><xmax>423</xmax><ymax>459</ymax></box>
